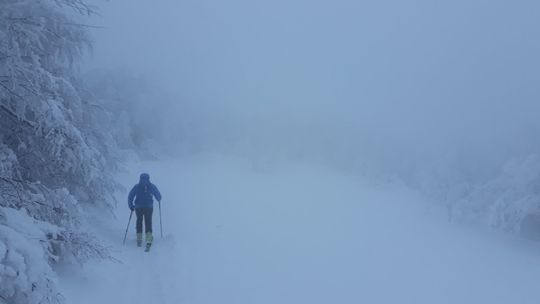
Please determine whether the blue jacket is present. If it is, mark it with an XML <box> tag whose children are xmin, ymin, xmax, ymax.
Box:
<box><xmin>128</xmin><ymin>173</ymin><xmax>162</xmax><ymax>209</ymax></box>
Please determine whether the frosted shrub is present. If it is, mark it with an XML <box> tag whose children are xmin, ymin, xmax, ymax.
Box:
<box><xmin>0</xmin><ymin>208</ymin><xmax>63</xmax><ymax>304</ymax></box>
<box><xmin>448</xmin><ymin>155</ymin><xmax>540</xmax><ymax>233</ymax></box>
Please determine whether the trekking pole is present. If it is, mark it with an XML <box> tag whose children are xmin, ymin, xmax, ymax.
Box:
<box><xmin>159</xmin><ymin>200</ymin><xmax>163</xmax><ymax>239</ymax></box>
<box><xmin>123</xmin><ymin>210</ymin><xmax>134</xmax><ymax>245</ymax></box>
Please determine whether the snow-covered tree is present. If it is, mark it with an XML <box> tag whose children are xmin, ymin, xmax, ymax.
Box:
<box><xmin>1</xmin><ymin>1</ymin><xmax>118</xmax><ymax>303</ymax></box>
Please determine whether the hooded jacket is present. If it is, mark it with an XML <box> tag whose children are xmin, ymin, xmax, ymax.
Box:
<box><xmin>128</xmin><ymin>173</ymin><xmax>162</xmax><ymax>209</ymax></box>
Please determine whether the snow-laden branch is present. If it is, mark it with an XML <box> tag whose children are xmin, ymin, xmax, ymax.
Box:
<box><xmin>0</xmin><ymin>102</ymin><xmax>35</xmax><ymax>128</ymax></box>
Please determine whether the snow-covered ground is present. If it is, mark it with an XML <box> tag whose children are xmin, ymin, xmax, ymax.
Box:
<box><xmin>60</xmin><ymin>155</ymin><xmax>540</xmax><ymax>304</ymax></box>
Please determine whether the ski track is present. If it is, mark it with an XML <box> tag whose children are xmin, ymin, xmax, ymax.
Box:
<box><xmin>61</xmin><ymin>156</ymin><xmax>540</xmax><ymax>304</ymax></box>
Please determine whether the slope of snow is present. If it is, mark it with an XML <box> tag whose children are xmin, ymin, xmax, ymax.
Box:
<box><xmin>60</xmin><ymin>155</ymin><xmax>540</xmax><ymax>304</ymax></box>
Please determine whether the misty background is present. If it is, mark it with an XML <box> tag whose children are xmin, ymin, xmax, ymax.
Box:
<box><xmin>3</xmin><ymin>0</ymin><xmax>540</xmax><ymax>303</ymax></box>
<box><xmin>85</xmin><ymin>0</ymin><xmax>540</xmax><ymax>226</ymax></box>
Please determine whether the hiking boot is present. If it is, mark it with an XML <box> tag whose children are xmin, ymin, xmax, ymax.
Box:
<box><xmin>145</xmin><ymin>232</ymin><xmax>154</xmax><ymax>245</ymax></box>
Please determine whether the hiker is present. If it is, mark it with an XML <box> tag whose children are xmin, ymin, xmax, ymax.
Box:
<box><xmin>128</xmin><ymin>173</ymin><xmax>162</xmax><ymax>250</ymax></box>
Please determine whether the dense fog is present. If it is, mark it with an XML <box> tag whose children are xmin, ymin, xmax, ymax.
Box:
<box><xmin>81</xmin><ymin>0</ymin><xmax>540</xmax><ymax>215</ymax></box>
<box><xmin>3</xmin><ymin>0</ymin><xmax>540</xmax><ymax>303</ymax></box>
<box><xmin>86</xmin><ymin>0</ymin><xmax>540</xmax><ymax>173</ymax></box>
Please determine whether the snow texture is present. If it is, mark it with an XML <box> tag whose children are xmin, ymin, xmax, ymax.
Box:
<box><xmin>61</xmin><ymin>156</ymin><xmax>540</xmax><ymax>304</ymax></box>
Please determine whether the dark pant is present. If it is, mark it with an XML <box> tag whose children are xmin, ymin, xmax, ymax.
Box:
<box><xmin>135</xmin><ymin>208</ymin><xmax>153</xmax><ymax>234</ymax></box>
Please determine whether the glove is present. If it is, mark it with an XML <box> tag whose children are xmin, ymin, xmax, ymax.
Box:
<box><xmin>129</xmin><ymin>206</ymin><xmax>134</xmax><ymax>211</ymax></box>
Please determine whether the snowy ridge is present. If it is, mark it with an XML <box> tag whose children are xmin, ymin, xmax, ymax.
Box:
<box><xmin>61</xmin><ymin>156</ymin><xmax>540</xmax><ymax>304</ymax></box>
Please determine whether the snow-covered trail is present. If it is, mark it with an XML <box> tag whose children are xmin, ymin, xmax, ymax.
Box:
<box><xmin>62</xmin><ymin>155</ymin><xmax>540</xmax><ymax>304</ymax></box>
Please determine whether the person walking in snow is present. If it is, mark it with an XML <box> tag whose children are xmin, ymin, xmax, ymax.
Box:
<box><xmin>128</xmin><ymin>173</ymin><xmax>162</xmax><ymax>250</ymax></box>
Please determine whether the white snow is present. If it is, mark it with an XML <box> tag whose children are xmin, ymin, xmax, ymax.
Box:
<box><xmin>60</xmin><ymin>155</ymin><xmax>540</xmax><ymax>304</ymax></box>
<box><xmin>0</xmin><ymin>207</ymin><xmax>62</xmax><ymax>303</ymax></box>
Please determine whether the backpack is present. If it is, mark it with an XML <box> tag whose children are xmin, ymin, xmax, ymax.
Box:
<box><xmin>137</xmin><ymin>182</ymin><xmax>153</xmax><ymax>202</ymax></box>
